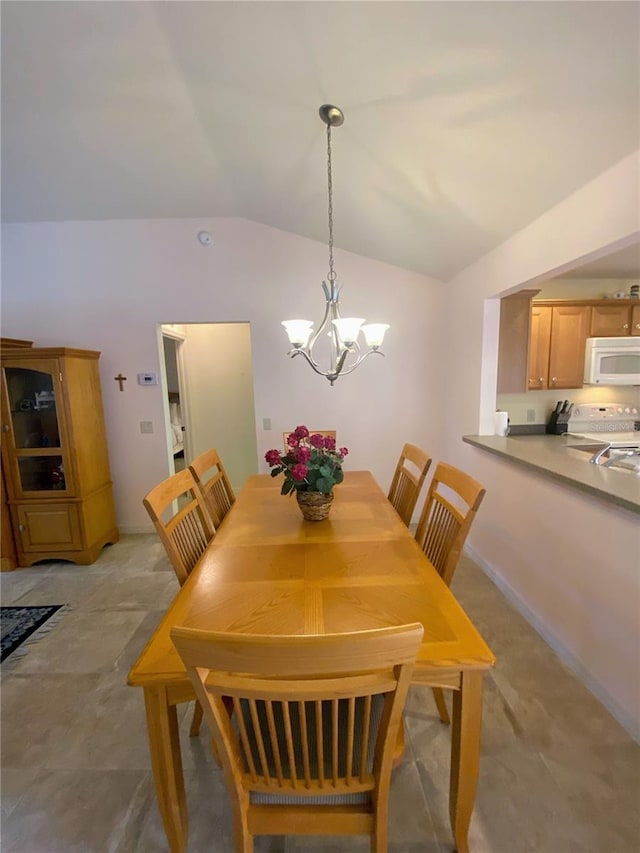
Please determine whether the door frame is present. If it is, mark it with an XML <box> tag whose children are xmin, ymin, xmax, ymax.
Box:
<box><xmin>158</xmin><ymin>325</ymin><xmax>193</xmax><ymax>473</ymax></box>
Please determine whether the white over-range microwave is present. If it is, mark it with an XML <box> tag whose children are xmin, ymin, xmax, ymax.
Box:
<box><xmin>584</xmin><ymin>336</ymin><xmax>640</xmax><ymax>385</ymax></box>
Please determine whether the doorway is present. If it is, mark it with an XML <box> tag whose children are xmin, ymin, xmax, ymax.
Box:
<box><xmin>158</xmin><ymin>323</ymin><xmax>259</xmax><ymax>493</ymax></box>
<box><xmin>161</xmin><ymin>331</ymin><xmax>187</xmax><ymax>475</ymax></box>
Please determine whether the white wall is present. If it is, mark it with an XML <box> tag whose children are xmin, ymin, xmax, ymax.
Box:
<box><xmin>2</xmin><ymin>154</ymin><xmax>638</xmax><ymax>736</ymax></box>
<box><xmin>535</xmin><ymin>278</ymin><xmax>640</xmax><ymax>300</ymax></box>
<box><xmin>180</xmin><ymin>322</ymin><xmax>258</xmax><ymax>494</ymax></box>
<box><xmin>442</xmin><ymin>151</ymin><xmax>640</xmax><ymax>738</ymax></box>
<box><xmin>0</xmin><ymin>217</ymin><xmax>445</xmax><ymax>531</ymax></box>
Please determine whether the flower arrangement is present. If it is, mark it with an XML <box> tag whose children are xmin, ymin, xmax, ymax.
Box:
<box><xmin>265</xmin><ymin>426</ymin><xmax>349</xmax><ymax>495</ymax></box>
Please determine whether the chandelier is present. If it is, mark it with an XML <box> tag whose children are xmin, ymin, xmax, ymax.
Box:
<box><xmin>282</xmin><ymin>105</ymin><xmax>389</xmax><ymax>386</ymax></box>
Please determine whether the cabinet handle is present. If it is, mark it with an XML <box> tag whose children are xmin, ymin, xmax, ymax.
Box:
<box><xmin>636</xmin><ymin>323</ymin><xmax>640</xmax><ymax>330</ymax></box>
<box><xmin>18</xmin><ymin>524</ymin><xmax>24</xmax><ymax>532</ymax></box>
<box><xmin>623</xmin><ymin>323</ymin><xmax>629</xmax><ymax>329</ymax></box>
<box><xmin>539</xmin><ymin>377</ymin><xmax>544</xmax><ymax>385</ymax></box>
<box><xmin>551</xmin><ymin>376</ymin><xmax>557</xmax><ymax>384</ymax></box>
<box><xmin>2</xmin><ymin>424</ymin><xmax>10</xmax><ymax>433</ymax></box>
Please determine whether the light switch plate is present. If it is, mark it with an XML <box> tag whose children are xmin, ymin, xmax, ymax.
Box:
<box><xmin>140</xmin><ymin>421</ymin><xmax>154</xmax><ymax>434</ymax></box>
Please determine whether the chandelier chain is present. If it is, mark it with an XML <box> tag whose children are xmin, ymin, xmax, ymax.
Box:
<box><xmin>326</xmin><ymin>124</ymin><xmax>336</xmax><ymax>284</ymax></box>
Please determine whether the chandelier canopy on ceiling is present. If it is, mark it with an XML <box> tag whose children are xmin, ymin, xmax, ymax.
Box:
<box><xmin>281</xmin><ymin>105</ymin><xmax>389</xmax><ymax>386</ymax></box>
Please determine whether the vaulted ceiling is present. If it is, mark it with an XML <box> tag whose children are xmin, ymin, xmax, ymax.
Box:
<box><xmin>2</xmin><ymin>1</ymin><xmax>638</xmax><ymax>280</ymax></box>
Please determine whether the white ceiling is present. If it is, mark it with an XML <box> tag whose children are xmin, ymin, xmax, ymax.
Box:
<box><xmin>1</xmin><ymin>1</ymin><xmax>639</xmax><ymax>281</ymax></box>
<box><xmin>557</xmin><ymin>243</ymin><xmax>640</xmax><ymax>280</ymax></box>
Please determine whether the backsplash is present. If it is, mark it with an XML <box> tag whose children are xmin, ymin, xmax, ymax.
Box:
<box><xmin>498</xmin><ymin>385</ymin><xmax>640</xmax><ymax>426</ymax></box>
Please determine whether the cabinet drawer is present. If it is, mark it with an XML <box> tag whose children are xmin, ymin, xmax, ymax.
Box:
<box><xmin>14</xmin><ymin>502</ymin><xmax>82</xmax><ymax>552</ymax></box>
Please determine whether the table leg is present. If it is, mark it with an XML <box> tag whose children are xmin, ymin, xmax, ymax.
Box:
<box><xmin>449</xmin><ymin>670</ymin><xmax>483</xmax><ymax>853</ymax></box>
<box><xmin>143</xmin><ymin>686</ymin><xmax>188</xmax><ymax>853</ymax></box>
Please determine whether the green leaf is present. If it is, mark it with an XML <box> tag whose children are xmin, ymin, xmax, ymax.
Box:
<box><xmin>270</xmin><ymin>468</ymin><xmax>281</xmax><ymax>478</ymax></box>
<box><xmin>316</xmin><ymin>477</ymin><xmax>333</xmax><ymax>494</ymax></box>
<box><xmin>282</xmin><ymin>479</ymin><xmax>295</xmax><ymax>495</ymax></box>
<box><xmin>333</xmin><ymin>469</ymin><xmax>344</xmax><ymax>484</ymax></box>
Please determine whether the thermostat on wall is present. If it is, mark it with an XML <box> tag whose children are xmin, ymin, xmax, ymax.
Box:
<box><xmin>137</xmin><ymin>372</ymin><xmax>159</xmax><ymax>386</ymax></box>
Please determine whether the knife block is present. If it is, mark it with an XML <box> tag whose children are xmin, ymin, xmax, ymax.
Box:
<box><xmin>546</xmin><ymin>412</ymin><xmax>568</xmax><ymax>435</ymax></box>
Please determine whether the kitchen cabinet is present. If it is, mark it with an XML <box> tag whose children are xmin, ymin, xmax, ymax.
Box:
<box><xmin>527</xmin><ymin>303</ymin><xmax>590</xmax><ymax>390</ymax></box>
<box><xmin>589</xmin><ymin>301</ymin><xmax>640</xmax><ymax>336</ymax></box>
<box><xmin>498</xmin><ymin>296</ymin><xmax>640</xmax><ymax>393</ymax></box>
<box><xmin>1</xmin><ymin>347</ymin><xmax>119</xmax><ymax>566</ymax></box>
<box><xmin>527</xmin><ymin>305</ymin><xmax>552</xmax><ymax>390</ymax></box>
<box><xmin>497</xmin><ymin>290</ymin><xmax>540</xmax><ymax>393</ymax></box>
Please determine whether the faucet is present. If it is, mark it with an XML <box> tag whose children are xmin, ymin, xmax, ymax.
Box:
<box><xmin>589</xmin><ymin>445</ymin><xmax>611</xmax><ymax>464</ymax></box>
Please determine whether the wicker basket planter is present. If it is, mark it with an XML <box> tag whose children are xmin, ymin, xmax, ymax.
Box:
<box><xmin>296</xmin><ymin>490</ymin><xmax>334</xmax><ymax>522</ymax></box>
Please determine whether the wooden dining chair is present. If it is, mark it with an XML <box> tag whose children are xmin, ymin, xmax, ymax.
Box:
<box><xmin>414</xmin><ymin>461</ymin><xmax>486</xmax><ymax>723</ymax></box>
<box><xmin>171</xmin><ymin>623</ymin><xmax>424</xmax><ymax>853</ymax></box>
<box><xmin>283</xmin><ymin>429</ymin><xmax>336</xmax><ymax>452</ymax></box>
<box><xmin>189</xmin><ymin>448</ymin><xmax>235</xmax><ymax>528</ymax></box>
<box><xmin>387</xmin><ymin>443</ymin><xmax>432</xmax><ymax>527</ymax></box>
<box><xmin>143</xmin><ymin>467</ymin><xmax>216</xmax><ymax>736</ymax></box>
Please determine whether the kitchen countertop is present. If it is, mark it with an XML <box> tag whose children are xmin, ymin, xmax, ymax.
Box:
<box><xmin>462</xmin><ymin>433</ymin><xmax>640</xmax><ymax>515</ymax></box>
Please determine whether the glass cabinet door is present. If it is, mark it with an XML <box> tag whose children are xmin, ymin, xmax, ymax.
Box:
<box><xmin>3</xmin><ymin>364</ymin><xmax>69</xmax><ymax>494</ymax></box>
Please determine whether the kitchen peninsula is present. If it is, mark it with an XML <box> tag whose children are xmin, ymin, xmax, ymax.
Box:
<box><xmin>463</xmin><ymin>433</ymin><xmax>640</xmax><ymax>514</ymax></box>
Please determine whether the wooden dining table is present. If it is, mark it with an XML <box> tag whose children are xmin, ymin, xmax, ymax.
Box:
<box><xmin>128</xmin><ymin>470</ymin><xmax>495</xmax><ymax>853</ymax></box>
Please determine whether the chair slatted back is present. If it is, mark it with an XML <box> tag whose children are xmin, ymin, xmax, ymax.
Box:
<box><xmin>414</xmin><ymin>462</ymin><xmax>486</xmax><ymax>587</ymax></box>
<box><xmin>189</xmin><ymin>448</ymin><xmax>235</xmax><ymax>528</ymax></box>
<box><xmin>387</xmin><ymin>443</ymin><xmax>432</xmax><ymax>526</ymax></box>
<box><xmin>143</xmin><ymin>468</ymin><xmax>215</xmax><ymax>585</ymax></box>
<box><xmin>171</xmin><ymin>624</ymin><xmax>423</xmax><ymax>847</ymax></box>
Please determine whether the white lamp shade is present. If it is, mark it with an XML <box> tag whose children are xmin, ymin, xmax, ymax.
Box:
<box><xmin>282</xmin><ymin>320</ymin><xmax>313</xmax><ymax>347</ymax></box>
<box><xmin>332</xmin><ymin>317</ymin><xmax>365</xmax><ymax>345</ymax></box>
<box><xmin>361</xmin><ymin>323</ymin><xmax>390</xmax><ymax>348</ymax></box>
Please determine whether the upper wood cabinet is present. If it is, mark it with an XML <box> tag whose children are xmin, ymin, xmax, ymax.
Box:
<box><xmin>546</xmin><ymin>304</ymin><xmax>591</xmax><ymax>389</ymax></box>
<box><xmin>498</xmin><ymin>296</ymin><xmax>639</xmax><ymax>393</ymax></box>
<box><xmin>497</xmin><ymin>290</ymin><xmax>540</xmax><ymax>393</ymax></box>
<box><xmin>590</xmin><ymin>301</ymin><xmax>640</xmax><ymax>336</ymax></box>
<box><xmin>527</xmin><ymin>303</ymin><xmax>590</xmax><ymax>390</ymax></box>
<box><xmin>527</xmin><ymin>304</ymin><xmax>552</xmax><ymax>390</ymax></box>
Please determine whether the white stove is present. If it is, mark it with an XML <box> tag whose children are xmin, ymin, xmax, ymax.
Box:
<box><xmin>567</xmin><ymin>402</ymin><xmax>639</xmax><ymax>444</ymax></box>
<box><xmin>569</xmin><ymin>432</ymin><xmax>640</xmax><ymax>447</ymax></box>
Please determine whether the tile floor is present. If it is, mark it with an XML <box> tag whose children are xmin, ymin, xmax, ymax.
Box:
<box><xmin>1</xmin><ymin>536</ymin><xmax>639</xmax><ymax>852</ymax></box>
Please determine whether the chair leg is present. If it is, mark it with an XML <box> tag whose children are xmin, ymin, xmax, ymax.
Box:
<box><xmin>392</xmin><ymin>717</ymin><xmax>406</xmax><ymax>767</ymax></box>
<box><xmin>373</xmin><ymin>815</ymin><xmax>388</xmax><ymax>852</ymax></box>
<box><xmin>373</xmin><ymin>832</ymin><xmax>387</xmax><ymax>853</ymax></box>
<box><xmin>432</xmin><ymin>687</ymin><xmax>451</xmax><ymax>725</ymax></box>
<box><xmin>189</xmin><ymin>700</ymin><xmax>204</xmax><ymax>737</ymax></box>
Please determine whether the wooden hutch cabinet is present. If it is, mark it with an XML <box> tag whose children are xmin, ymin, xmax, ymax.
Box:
<box><xmin>1</xmin><ymin>346</ymin><xmax>118</xmax><ymax>567</ymax></box>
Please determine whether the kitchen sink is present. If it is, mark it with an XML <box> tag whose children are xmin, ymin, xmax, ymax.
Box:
<box><xmin>565</xmin><ymin>442</ymin><xmax>640</xmax><ymax>472</ymax></box>
<box><xmin>565</xmin><ymin>443</ymin><xmax>611</xmax><ymax>464</ymax></box>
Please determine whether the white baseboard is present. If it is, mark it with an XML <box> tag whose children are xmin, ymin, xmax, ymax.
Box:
<box><xmin>465</xmin><ymin>545</ymin><xmax>639</xmax><ymax>743</ymax></box>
